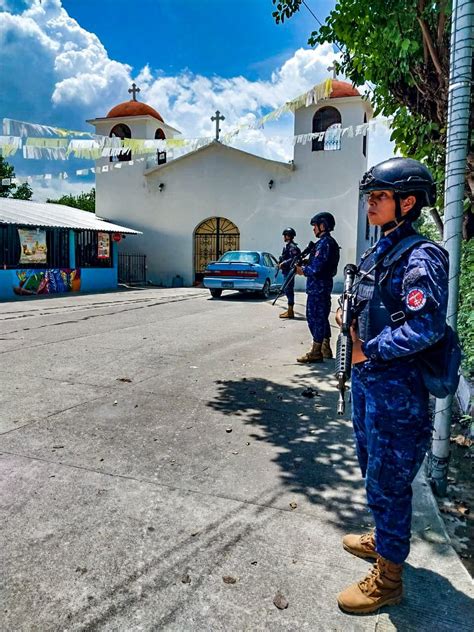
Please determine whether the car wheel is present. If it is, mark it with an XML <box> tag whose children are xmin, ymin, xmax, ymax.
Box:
<box><xmin>210</xmin><ymin>289</ymin><xmax>222</xmax><ymax>298</ymax></box>
<box><xmin>260</xmin><ymin>279</ymin><xmax>271</xmax><ymax>299</ymax></box>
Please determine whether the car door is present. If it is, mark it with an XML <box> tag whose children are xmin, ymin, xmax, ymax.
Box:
<box><xmin>262</xmin><ymin>253</ymin><xmax>278</xmax><ymax>289</ymax></box>
<box><xmin>269</xmin><ymin>254</ymin><xmax>284</xmax><ymax>287</ymax></box>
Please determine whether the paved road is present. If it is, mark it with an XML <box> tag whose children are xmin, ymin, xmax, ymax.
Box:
<box><xmin>1</xmin><ymin>288</ymin><xmax>472</xmax><ymax>631</ymax></box>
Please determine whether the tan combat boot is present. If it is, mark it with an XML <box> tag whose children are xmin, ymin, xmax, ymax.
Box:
<box><xmin>279</xmin><ymin>306</ymin><xmax>295</xmax><ymax>319</ymax></box>
<box><xmin>342</xmin><ymin>531</ymin><xmax>377</xmax><ymax>560</ymax></box>
<box><xmin>321</xmin><ymin>338</ymin><xmax>333</xmax><ymax>359</ymax></box>
<box><xmin>337</xmin><ymin>555</ymin><xmax>403</xmax><ymax>614</ymax></box>
<box><xmin>297</xmin><ymin>342</ymin><xmax>324</xmax><ymax>363</ymax></box>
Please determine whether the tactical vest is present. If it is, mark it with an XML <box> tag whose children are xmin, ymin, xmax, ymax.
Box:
<box><xmin>355</xmin><ymin>235</ymin><xmax>432</xmax><ymax>343</ymax></box>
<box><xmin>354</xmin><ymin>235</ymin><xmax>460</xmax><ymax>397</ymax></box>
<box><xmin>311</xmin><ymin>234</ymin><xmax>340</xmax><ymax>279</ymax></box>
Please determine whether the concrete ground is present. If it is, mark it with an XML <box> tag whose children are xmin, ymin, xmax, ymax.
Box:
<box><xmin>0</xmin><ymin>287</ymin><xmax>472</xmax><ymax>632</ymax></box>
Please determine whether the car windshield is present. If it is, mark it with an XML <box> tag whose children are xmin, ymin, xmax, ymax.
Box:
<box><xmin>219</xmin><ymin>251</ymin><xmax>260</xmax><ymax>264</ymax></box>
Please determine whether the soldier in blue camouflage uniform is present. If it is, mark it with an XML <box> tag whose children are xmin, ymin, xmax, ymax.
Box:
<box><xmin>278</xmin><ymin>228</ymin><xmax>301</xmax><ymax>319</ymax></box>
<box><xmin>337</xmin><ymin>158</ymin><xmax>449</xmax><ymax>615</ymax></box>
<box><xmin>296</xmin><ymin>212</ymin><xmax>340</xmax><ymax>362</ymax></box>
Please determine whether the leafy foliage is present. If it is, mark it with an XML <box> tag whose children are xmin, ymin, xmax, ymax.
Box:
<box><xmin>47</xmin><ymin>188</ymin><xmax>96</xmax><ymax>213</ymax></box>
<box><xmin>12</xmin><ymin>182</ymin><xmax>33</xmax><ymax>200</ymax></box>
<box><xmin>272</xmin><ymin>1</ymin><xmax>472</xmax><ymax>208</ymax></box>
<box><xmin>458</xmin><ymin>240</ymin><xmax>474</xmax><ymax>375</ymax></box>
<box><xmin>0</xmin><ymin>156</ymin><xmax>32</xmax><ymax>199</ymax></box>
<box><xmin>272</xmin><ymin>0</ymin><xmax>473</xmax><ymax>371</ymax></box>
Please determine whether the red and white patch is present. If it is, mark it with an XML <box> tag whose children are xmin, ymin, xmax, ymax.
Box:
<box><xmin>406</xmin><ymin>288</ymin><xmax>427</xmax><ymax>311</ymax></box>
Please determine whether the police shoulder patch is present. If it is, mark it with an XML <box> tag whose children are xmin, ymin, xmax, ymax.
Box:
<box><xmin>406</xmin><ymin>288</ymin><xmax>427</xmax><ymax>311</ymax></box>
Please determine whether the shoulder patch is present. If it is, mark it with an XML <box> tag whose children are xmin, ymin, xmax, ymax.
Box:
<box><xmin>406</xmin><ymin>288</ymin><xmax>427</xmax><ymax>311</ymax></box>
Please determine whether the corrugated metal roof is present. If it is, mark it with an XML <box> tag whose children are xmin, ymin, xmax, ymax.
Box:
<box><xmin>0</xmin><ymin>198</ymin><xmax>140</xmax><ymax>234</ymax></box>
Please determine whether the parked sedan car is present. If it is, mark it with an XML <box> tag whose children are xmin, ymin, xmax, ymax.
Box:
<box><xmin>203</xmin><ymin>250</ymin><xmax>284</xmax><ymax>298</ymax></box>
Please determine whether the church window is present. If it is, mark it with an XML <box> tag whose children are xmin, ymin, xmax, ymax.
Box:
<box><xmin>312</xmin><ymin>107</ymin><xmax>342</xmax><ymax>152</ymax></box>
<box><xmin>155</xmin><ymin>128</ymin><xmax>167</xmax><ymax>165</ymax></box>
<box><xmin>362</xmin><ymin>113</ymin><xmax>368</xmax><ymax>157</ymax></box>
<box><xmin>110</xmin><ymin>123</ymin><xmax>132</xmax><ymax>162</ymax></box>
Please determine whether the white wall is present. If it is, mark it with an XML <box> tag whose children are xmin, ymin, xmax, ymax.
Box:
<box><xmin>93</xmin><ymin>98</ymin><xmax>373</xmax><ymax>290</ymax></box>
<box><xmin>93</xmin><ymin>117</ymin><xmax>172</xmax><ymax>140</ymax></box>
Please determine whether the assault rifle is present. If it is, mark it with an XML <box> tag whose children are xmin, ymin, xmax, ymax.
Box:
<box><xmin>335</xmin><ymin>264</ymin><xmax>358</xmax><ymax>415</ymax></box>
<box><xmin>272</xmin><ymin>241</ymin><xmax>315</xmax><ymax>306</ymax></box>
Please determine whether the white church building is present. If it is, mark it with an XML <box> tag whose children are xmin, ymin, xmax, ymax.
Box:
<box><xmin>88</xmin><ymin>80</ymin><xmax>375</xmax><ymax>290</ymax></box>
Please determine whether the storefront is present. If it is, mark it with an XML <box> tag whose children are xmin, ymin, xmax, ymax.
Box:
<box><xmin>0</xmin><ymin>198</ymin><xmax>140</xmax><ymax>300</ymax></box>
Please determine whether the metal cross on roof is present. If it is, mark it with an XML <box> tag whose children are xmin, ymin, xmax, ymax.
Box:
<box><xmin>327</xmin><ymin>64</ymin><xmax>337</xmax><ymax>79</ymax></box>
<box><xmin>211</xmin><ymin>110</ymin><xmax>225</xmax><ymax>141</ymax></box>
<box><xmin>128</xmin><ymin>83</ymin><xmax>141</xmax><ymax>101</ymax></box>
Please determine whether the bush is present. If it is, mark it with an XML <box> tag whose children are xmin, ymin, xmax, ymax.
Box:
<box><xmin>458</xmin><ymin>240</ymin><xmax>474</xmax><ymax>376</ymax></box>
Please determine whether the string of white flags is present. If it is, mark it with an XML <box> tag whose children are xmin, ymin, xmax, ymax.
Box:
<box><xmin>1</xmin><ymin>78</ymin><xmax>334</xmax><ymax>144</ymax></box>
<box><xmin>0</xmin><ymin>119</ymin><xmax>390</xmax><ymax>161</ymax></box>
<box><xmin>10</xmin><ymin>156</ymin><xmax>153</xmax><ymax>185</ymax></box>
<box><xmin>0</xmin><ymin>77</ymin><xmax>382</xmax><ymax>160</ymax></box>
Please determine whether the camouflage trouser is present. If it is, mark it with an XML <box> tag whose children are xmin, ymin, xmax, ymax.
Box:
<box><xmin>306</xmin><ymin>283</ymin><xmax>332</xmax><ymax>343</ymax></box>
<box><xmin>351</xmin><ymin>360</ymin><xmax>432</xmax><ymax>564</ymax></box>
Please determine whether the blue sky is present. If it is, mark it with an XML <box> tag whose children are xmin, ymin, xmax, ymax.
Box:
<box><xmin>0</xmin><ymin>0</ymin><xmax>393</xmax><ymax>199</ymax></box>
<box><xmin>62</xmin><ymin>0</ymin><xmax>335</xmax><ymax>81</ymax></box>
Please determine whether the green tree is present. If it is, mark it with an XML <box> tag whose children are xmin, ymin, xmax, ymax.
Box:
<box><xmin>12</xmin><ymin>182</ymin><xmax>33</xmax><ymax>200</ymax></box>
<box><xmin>272</xmin><ymin>1</ymin><xmax>473</xmax><ymax>226</ymax></box>
<box><xmin>0</xmin><ymin>155</ymin><xmax>34</xmax><ymax>200</ymax></box>
<box><xmin>273</xmin><ymin>0</ymin><xmax>473</xmax><ymax>373</ymax></box>
<box><xmin>47</xmin><ymin>188</ymin><xmax>95</xmax><ymax>213</ymax></box>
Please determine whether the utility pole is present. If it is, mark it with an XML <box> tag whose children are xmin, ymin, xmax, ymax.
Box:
<box><xmin>428</xmin><ymin>0</ymin><xmax>474</xmax><ymax>496</ymax></box>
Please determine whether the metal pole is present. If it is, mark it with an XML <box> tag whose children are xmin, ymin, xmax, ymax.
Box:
<box><xmin>428</xmin><ymin>0</ymin><xmax>474</xmax><ymax>496</ymax></box>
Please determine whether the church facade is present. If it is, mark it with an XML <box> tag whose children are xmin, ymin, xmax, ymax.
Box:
<box><xmin>88</xmin><ymin>80</ymin><xmax>375</xmax><ymax>290</ymax></box>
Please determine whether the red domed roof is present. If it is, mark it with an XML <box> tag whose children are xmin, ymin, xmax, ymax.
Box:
<box><xmin>330</xmin><ymin>80</ymin><xmax>360</xmax><ymax>99</ymax></box>
<box><xmin>106</xmin><ymin>100</ymin><xmax>164</xmax><ymax>122</ymax></box>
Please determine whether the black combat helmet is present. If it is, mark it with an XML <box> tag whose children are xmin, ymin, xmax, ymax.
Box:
<box><xmin>282</xmin><ymin>227</ymin><xmax>296</xmax><ymax>239</ymax></box>
<box><xmin>360</xmin><ymin>158</ymin><xmax>436</xmax><ymax>207</ymax></box>
<box><xmin>310</xmin><ymin>212</ymin><xmax>336</xmax><ymax>231</ymax></box>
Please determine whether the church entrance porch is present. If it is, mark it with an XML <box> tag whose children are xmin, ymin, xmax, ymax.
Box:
<box><xmin>194</xmin><ymin>217</ymin><xmax>240</xmax><ymax>283</ymax></box>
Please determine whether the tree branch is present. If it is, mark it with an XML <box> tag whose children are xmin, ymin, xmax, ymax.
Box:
<box><xmin>429</xmin><ymin>207</ymin><xmax>444</xmax><ymax>238</ymax></box>
<box><xmin>408</xmin><ymin>70</ymin><xmax>428</xmax><ymax>97</ymax></box>
<box><xmin>417</xmin><ymin>17</ymin><xmax>444</xmax><ymax>76</ymax></box>
<box><xmin>437</xmin><ymin>1</ymin><xmax>448</xmax><ymax>48</ymax></box>
<box><xmin>422</xmin><ymin>32</ymin><xmax>429</xmax><ymax>65</ymax></box>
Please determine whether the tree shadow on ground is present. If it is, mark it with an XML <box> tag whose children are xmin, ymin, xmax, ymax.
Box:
<box><xmin>376</xmin><ymin>564</ymin><xmax>473</xmax><ymax>630</ymax></box>
<box><xmin>206</xmin><ymin>369</ymin><xmax>371</xmax><ymax>533</ymax></box>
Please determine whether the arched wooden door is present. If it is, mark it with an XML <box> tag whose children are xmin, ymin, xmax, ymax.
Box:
<box><xmin>194</xmin><ymin>217</ymin><xmax>240</xmax><ymax>282</ymax></box>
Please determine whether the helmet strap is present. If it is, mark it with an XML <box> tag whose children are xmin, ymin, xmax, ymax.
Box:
<box><xmin>381</xmin><ymin>193</ymin><xmax>405</xmax><ymax>233</ymax></box>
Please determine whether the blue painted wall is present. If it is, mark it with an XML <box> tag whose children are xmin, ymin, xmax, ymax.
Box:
<box><xmin>0</xmin><ymin>243</ymin><xmax>118</xmax><ymax>300</ymax></box>
<box><xmin>0</xmin><ymin>266</ymin><xmax>117</xmax><ymax>300</ymax></box>
<box><xmin>80</xmin><ymin>266</ymin><xmax>118</xmax><ymax>293</ymax></box>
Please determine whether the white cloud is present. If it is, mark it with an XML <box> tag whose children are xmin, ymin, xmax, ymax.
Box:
<box><xmin>1</xmin><ymin>0</ymin><xmax>394</xmax><ymax>195</ymax></box>
<box><xmin>31</xmin><ymin>177</ymin><xmax>93</xmax><ymax>203</ymax></box>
